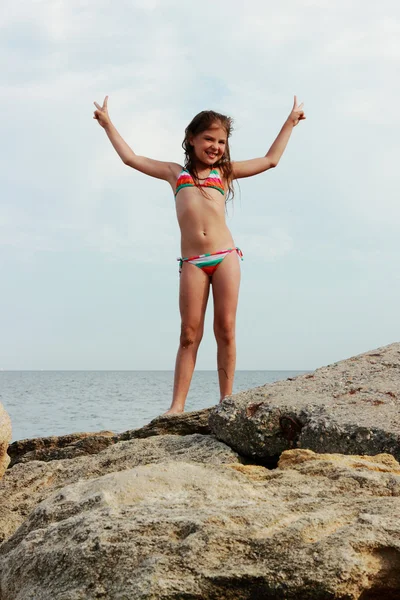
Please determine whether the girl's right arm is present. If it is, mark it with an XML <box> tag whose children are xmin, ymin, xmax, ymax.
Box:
<box><xmin>93</xmin><ymin>96</ymin><xmax>180</xmax><ymax>183</ymax></box>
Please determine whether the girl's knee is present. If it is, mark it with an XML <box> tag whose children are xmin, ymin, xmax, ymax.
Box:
<box><xmin>180</xmin><ymin>322</ymin><xmax>203</xmax><ymax>348</ymax></box>
<box><xmin>214</xmin><ymin>321</ymin><xmax>235</xmax><ymax>345</ymax></box>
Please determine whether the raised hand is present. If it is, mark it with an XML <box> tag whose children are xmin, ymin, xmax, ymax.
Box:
<box><xmin>288</xmin><ymin>95</ymin><xmax>306</xmax><ymax>127</ymax></box>
<box><xmin>93</xmin><ymin>96</ymin><xmax>111</xmax><ymax>128</ymax></box>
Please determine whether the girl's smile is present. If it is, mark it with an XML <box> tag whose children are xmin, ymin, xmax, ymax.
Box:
<box><xmin>190</xmin><ymin>124</ymin><xmax>227</xmax><ymax>166</ymax></box>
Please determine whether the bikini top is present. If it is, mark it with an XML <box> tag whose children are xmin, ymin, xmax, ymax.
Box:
<box><xmin>175</xmin><ymin>168</ymin><xmax>225</xmax><ymax>197</ymax></box>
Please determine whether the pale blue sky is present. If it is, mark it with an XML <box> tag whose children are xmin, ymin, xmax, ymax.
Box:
<box><xmin>1</xmin><ymin>0</ymin><xmax>399</xmax><ymax>370</ymax></box>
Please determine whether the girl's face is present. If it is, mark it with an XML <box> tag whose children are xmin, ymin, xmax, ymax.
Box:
<box><xmin>190</xmin><ymin>123</ymin><xmax>227</xmax><ymax>167</ymax></box>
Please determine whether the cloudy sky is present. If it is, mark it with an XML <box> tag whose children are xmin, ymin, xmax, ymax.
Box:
<box><xmin>1</xmin><ymin>0</ymin><xmax>399</xmax><ymax>371</ymax></box>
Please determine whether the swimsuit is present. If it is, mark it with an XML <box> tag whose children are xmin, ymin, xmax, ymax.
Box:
<box><xmin>175</xmin><ymin>168</ymin><xmax>225</xmax><ymax>197</ymax></box>
<box><xmin>175</xmin><ymin>167</ymin><xmax>243</xmax><ymax>277</ymax></box>
<box><xmin>178</xmin><ymin>248</ymin><xmax>243</xmax><ymax>278</ymax></box>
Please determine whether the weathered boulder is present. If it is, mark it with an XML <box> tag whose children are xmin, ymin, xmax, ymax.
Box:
<box><xmin>1</xmin><ymin>450</ymin><xmax>399</xmax><ymax>599</ymax></box>
<box><xmin>7</xmin><ymin>430</ymin><xmax>116</xmax><ymax>467</ymax></box>
<box><xmin>0</xmin><ymin>403</ymin><xmax>12</xmax><ymax>480</ymax></box>
<box><xmin>209</xmin><ymin>343</ymin><xmax>400</xmax><ymax>461</ymax></box>
<box><xmin>117</xmin><ymin>407</ymin><xmax>212</xmax><ymax>440</ymax></box>
<box><xmin>8</xmin><ymin>408</ymin><xmax>212</xmax><ymax>467</ymax></box>
<box><xmin>0</xmin><ymin>433</ymin><xmax>240</xmax><ymax>544</ymax></box>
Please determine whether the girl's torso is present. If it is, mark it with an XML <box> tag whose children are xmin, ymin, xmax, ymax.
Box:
<box><xmin>168</xmin><ymin>165</ymin><xmax>234</xmax><ymax>257</ymax></box>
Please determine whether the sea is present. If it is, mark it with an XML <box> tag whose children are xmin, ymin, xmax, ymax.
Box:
<box><xmin>1</xmin><ymin>370</ymin><xmax>307</xmax><ymax>443</ymax></box>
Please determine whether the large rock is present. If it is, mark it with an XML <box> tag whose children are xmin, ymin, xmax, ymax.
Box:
<box><xmin>209</xmin><ymin>343</ymin><xmax>400</xmax><ymax>461</ymax></box>
<box><xmin>0</xmin><ymin>433</ymin><xmax>240</xmax><ymax>544</ymax></box>
<box><xmin>8</xmin><ymin>408</ymin><xmax>212</xmax><ymax>466</ymax></box>
<box><xmin>1</xmin><ymin>450</ymin><xmax>399</xmax><ymax>599</ymax></box>
<box><xmin>0</xmin><ymin>403</ymin><xmax>12</xmax><ymax>480</ymax></box>
<box><xmin>117</xmin><ymin>407</ymin><xmax>212</xmax><ymax>440</ymax></box>
<box><xmin>7</xmin><ymin>430</ymin><xmax>116</xmax><ymax>467</ymax></box>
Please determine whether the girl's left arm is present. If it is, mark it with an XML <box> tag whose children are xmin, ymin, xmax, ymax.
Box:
<box><xmin>232</xmin><ymin>96</ymin><xmax>305</xmax><ymax>179</ymax></box>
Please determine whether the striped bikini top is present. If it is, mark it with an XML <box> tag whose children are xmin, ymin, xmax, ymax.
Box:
<box><xmin>175</xmin><ymin>168</ymin><xmax>225</xmax><ymax>197</ymax></box>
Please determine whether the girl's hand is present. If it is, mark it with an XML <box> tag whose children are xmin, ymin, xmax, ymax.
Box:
<box><xmin>287</xmin><ymin>95</ymin><xmax>306</xmax><ymax>127</ymax></box>
<box><xmin>93</xmin><ymin>96</ymin><xmax>111</xmax><ymax>128</ymax></box>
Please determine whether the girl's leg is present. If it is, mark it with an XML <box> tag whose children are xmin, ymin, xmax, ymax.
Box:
<box><xmin>211</xmin><ymin>251</ymin><xmax>241</xmax><ymax>401</ymax></box>
<box><xmin>165</xmin><ymin>263</ymin><xmax>210</xmax><ymax>414</ymax></box>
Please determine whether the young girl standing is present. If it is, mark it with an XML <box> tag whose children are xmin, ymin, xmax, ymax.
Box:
<box><xmin>93</xmin><ymin>97</ymin><xmax>305</xmax><ymax>414</ymax></box>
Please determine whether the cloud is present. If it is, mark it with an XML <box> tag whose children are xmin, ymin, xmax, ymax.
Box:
<box><xmin>1</xmin><ymin>0</ymin><xmax>399</xmax><ymax>262</ymax></box>
<box><xmin>336</xmin><ymin>88</ymin><xmax>399</xmax><ymax>125</ymax></box>
<box><xmin>323</xmin><ymin>15</ymin><xmax>400</xmax><ymax>62</ymax></box>
<box><xmin>2</xmin><ymin>0</ymin><xmax>400</xmax><ymax>371</ymax></box>
<box><xmin>239</xmin><ymin>228</ymin><xmax>294</xmax><ymax>262</ymax></box>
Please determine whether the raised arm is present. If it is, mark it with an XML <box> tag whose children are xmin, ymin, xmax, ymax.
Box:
<box><xmin>232</xmin><ymin>95</ymin><xmax>306</xmax><ymax>179</ymax></box>
<box><xmin>93</xmin><ymin>96</ymin><xmax>180</xmax><ymax>182</ymax></box>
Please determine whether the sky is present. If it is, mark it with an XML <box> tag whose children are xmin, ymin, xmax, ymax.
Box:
<box><xmin>1</xmin><ymin>0</ymin><xmax>399</xmax><ymax>371</ymax></box>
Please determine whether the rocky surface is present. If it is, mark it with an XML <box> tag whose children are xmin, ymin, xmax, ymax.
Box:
<box><xmin>116</xmin><ymin>407</ymin><xmax>212</xmax><ymax>440</ymax></box>
<box><xmin>7</xmin><ymin>430</ymin><xmax>116</xmax><ymax>467</ymax></box>
<box><xmin>8</xmin><ymin>408</ymin><xmax>212</xmax><ymax>467</ymax></box>
<box><xmin>1</xmin><ymin>449</ymin><xmax>399</xmax><ymax>600</ymax></box>
<box><xmin>0</xmin><ymin>433</ymin><xmax>239</xmax><ymax>544</ymax></box>
<box><xmin>209</xmin><ymin>343</ymin><xmax>400</xmax><ymax>462</ymax></box>
<box><xmin>0</xmin><ymin>403</ymin><xmax>12</xmax><ymax>480</ymax></box>
<box><xmin>1</xmin><ymin>343</ymin><xmax>400</xmax><ymax>599</ymax></box>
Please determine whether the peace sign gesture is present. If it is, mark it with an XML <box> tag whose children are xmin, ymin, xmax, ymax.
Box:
<box><xmin>93</xmin><ymin>96</ymin><xmax>111</xmax><ymax>129</ymax></box>
<box><xmin>288</xmin><ymin>95</ymin><xmax>306</xmax><ymax>127</ymax></box>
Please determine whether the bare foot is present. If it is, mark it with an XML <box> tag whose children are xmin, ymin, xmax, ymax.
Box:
<box><xmin>162</xmin><ymin>408</ymin><xmax>184</xmax><ymax>416</ymax></box>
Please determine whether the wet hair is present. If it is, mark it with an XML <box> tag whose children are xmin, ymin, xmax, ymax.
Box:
<box><xmin>182</xmin><ymin>110</ymin><xmax>234</xmax><ymax>202</ymax></box>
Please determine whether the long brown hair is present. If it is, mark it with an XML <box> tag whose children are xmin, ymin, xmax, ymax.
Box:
<box><xmin>182</xmin><ymin>110</ymin><xmax>234</xmax><ymax>203</ymax></box>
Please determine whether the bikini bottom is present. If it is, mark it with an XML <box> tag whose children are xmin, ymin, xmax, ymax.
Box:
<box><xmin>178</xmin><ymin>247</ymin><xmax>243</xmax><ymax>278</ymax></box>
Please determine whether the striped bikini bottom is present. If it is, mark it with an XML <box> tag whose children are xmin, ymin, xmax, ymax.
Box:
<box><xmin>178</xmin><ymin>247</ymin><xmax>243</xmax><ymax>278</ymax></box>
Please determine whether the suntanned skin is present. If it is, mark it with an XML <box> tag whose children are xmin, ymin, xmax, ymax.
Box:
<box><xmin>93</xmin><ymin>97</ymin><xmax>306</xmax><ymax>414</ymax></box>
<box><xmin>175</xmin><ymin>125</ymin><xmax>235</xmax><ymax>257</ymax></box>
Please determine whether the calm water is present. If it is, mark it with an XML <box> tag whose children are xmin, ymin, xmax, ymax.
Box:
<box><xmin>1</xmin><ymin>370</ymin><xmax>306</xmax><ymax>442</ymax></box>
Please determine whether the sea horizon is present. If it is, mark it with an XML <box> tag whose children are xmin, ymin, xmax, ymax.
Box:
<box><xmin>1</xmin><ymin>369</ymin><xmax>309</xmax><ymax>442</ymax></box>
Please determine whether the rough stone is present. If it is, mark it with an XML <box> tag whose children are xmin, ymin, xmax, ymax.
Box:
<box><xmin>8</xmin><ymin>408</ymin><xmax>212</xmax><ymax>467</ymax></box>
<box><xmin>0</xmin><ymin>403</ymin><xmax>12</xmax><ymax>480</ymax></box>
<box><xmin>209</xmin><ymin>343</ymin><xmax>400</xmax><ymax>461</ymax></box>
<box><xmin>7</xmin><ymin>431</ymin><xmax>116</xmax><ymax>467</ymax></box>
<box><xmin>0</xmin><ymin>433</ymin><xmax>239</xmax><ymax>544</ymax></box>
<box><xmin>1</xmin><ymin>450</ymin><xmax>399</xmax><ymax>599</ymax></box>
<box><xmin>117</xmin><ymin>407</ymin><xmax>212</xmax><ymax>441</ymax></box>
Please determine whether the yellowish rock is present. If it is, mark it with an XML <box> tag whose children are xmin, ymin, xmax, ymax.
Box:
<box><xmin>0</xmin><ymin>403</ymin><xmax>11</xmax><ymax>480</ymax></box>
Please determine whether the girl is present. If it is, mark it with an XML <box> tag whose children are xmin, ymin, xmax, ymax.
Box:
<box><xmin>93</xmin><ymin>97</ymin><xmax>305</xmax><ymax>414</ymax></box>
